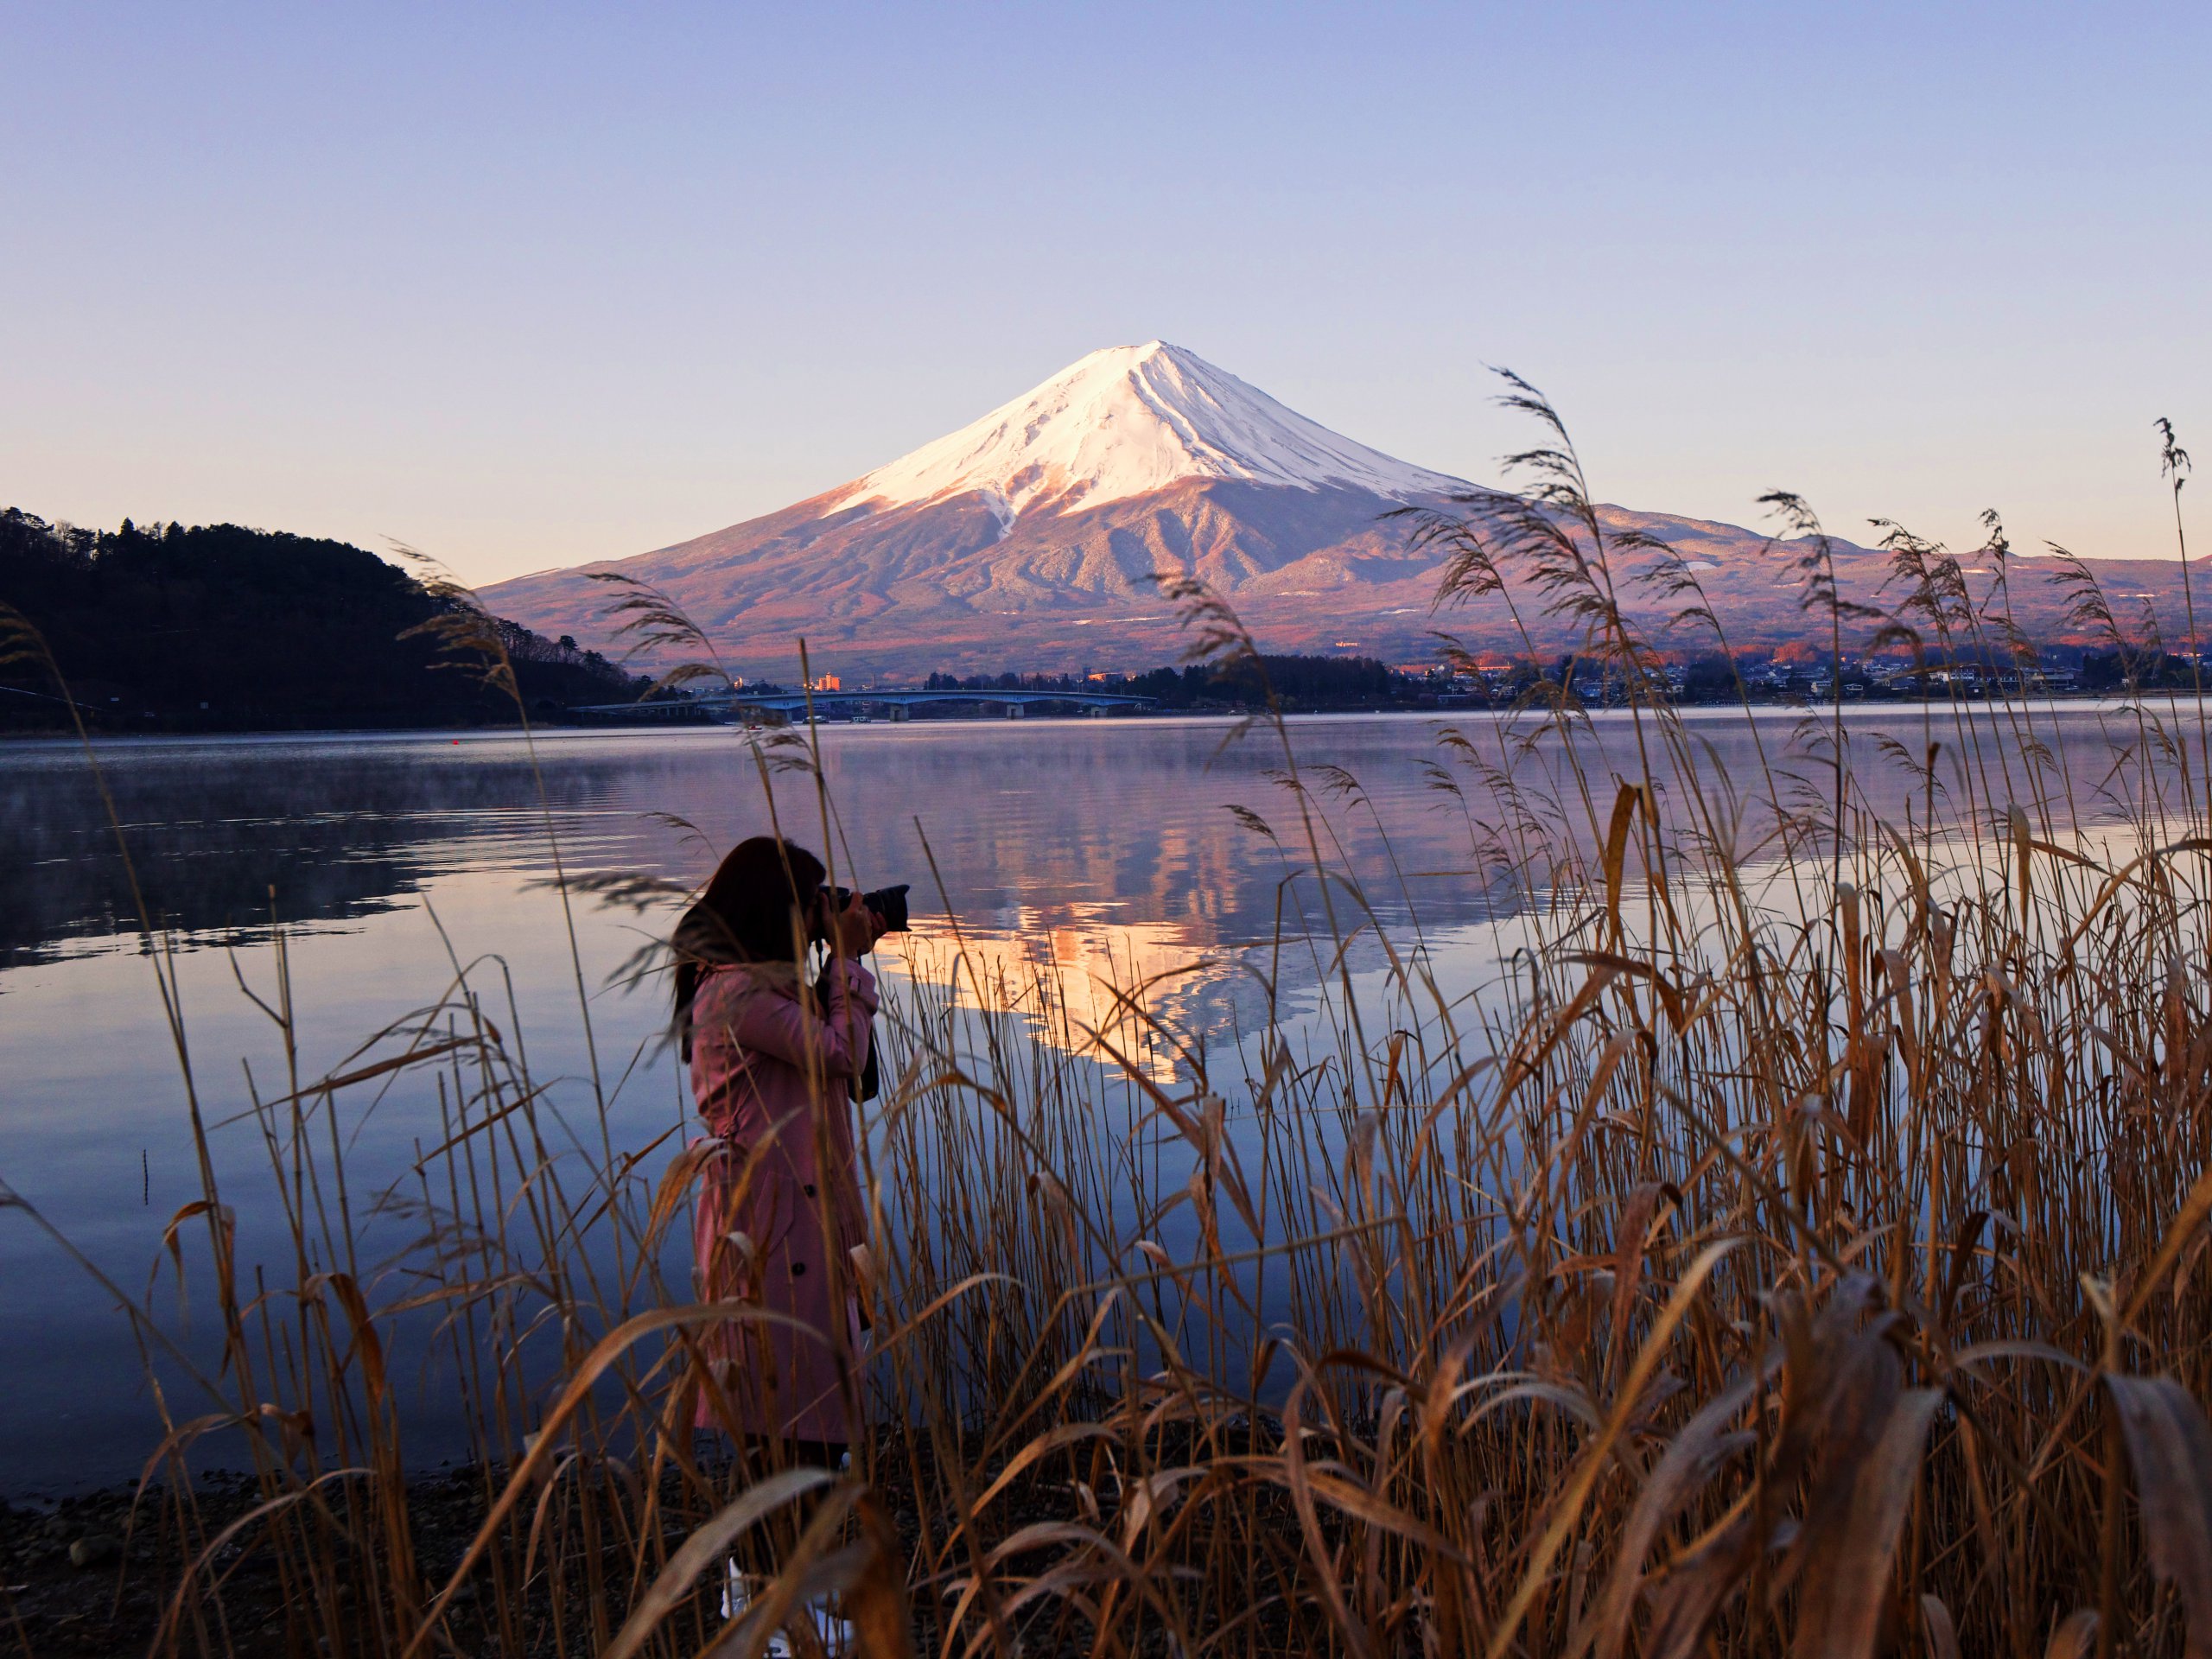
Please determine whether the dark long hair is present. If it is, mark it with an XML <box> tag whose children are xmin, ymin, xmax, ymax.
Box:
<box><xmin>672</xmin><ymin>836</ymin><xmax>826</xmax><ymax>1057</ymax></box>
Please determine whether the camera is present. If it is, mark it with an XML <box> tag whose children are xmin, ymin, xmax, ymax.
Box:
<box><xmin>825</xmin><ymin>883</ymin><xmax>911</xmax><ymax>933</ymax></box>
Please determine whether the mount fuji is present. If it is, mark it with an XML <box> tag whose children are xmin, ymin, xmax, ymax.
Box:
<box><xmin>480</xmin><ymin>343</ymin><xmax>2164</xmax><ymax>678</ymax></box>
<box><xmin>832</xmin><ymin>341</ymin><xmax>1469</xmax><ymax>520</ymax></box>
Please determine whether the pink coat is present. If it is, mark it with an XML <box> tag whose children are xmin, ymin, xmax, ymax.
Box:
<box><xmin>688</xmin><ymin>957</ymin><xmax>876</xmax><ymax>1445</ymax></box>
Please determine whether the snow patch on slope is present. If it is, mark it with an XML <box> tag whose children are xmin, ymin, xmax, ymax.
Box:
<box><xmin>834</xmin><ymin>342</ymin><xmax>1467</xmax><ymax>531</ymax></box>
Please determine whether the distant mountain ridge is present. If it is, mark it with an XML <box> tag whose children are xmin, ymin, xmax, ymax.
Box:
<box><xmin>483</xmin><ymin>343</ymin><xmax>2204</xmax><ymax>679</ymax></box>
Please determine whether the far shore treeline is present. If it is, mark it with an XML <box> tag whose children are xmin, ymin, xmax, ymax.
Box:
<box><xmin>0</xmin><ymin>508</ymin><xmax>649</xmax><ymax>732</ymax></box>
<box><xmin>6</xmin><ymin>504</ymin><xmax>2198</xmax><ymax>737</ymax></box>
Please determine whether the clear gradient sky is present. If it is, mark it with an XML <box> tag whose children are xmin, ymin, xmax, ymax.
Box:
<box><xmin>5</xmin><ymin>3</ymin><xmax>2207</xmax><ymax>587</ymax></box>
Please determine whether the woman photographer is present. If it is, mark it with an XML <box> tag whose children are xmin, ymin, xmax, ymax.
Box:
<box><xmin>673</xmin><ymin>835</ymin><xmax>889</xmax><ymax>1649</ymax></box>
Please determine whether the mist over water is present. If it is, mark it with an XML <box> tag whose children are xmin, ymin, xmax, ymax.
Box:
<box><xmin>0</xmin><ymin>704</ymin><xmax>2183</xmax><ymax>1491</ymax></box>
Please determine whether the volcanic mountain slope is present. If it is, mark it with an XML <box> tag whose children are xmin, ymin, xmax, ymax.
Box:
<box><xmin>484</xmin><ymin>343</ymin><xmax>2202</xmax><ymax>680</ymax></box>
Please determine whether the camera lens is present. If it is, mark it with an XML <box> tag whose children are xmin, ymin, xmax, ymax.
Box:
<box><xmin>864</xmin><ymin>884</ymin><xmax>912</xmax><ymax>932</ymax></box>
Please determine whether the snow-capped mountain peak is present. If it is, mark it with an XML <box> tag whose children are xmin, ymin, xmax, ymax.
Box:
<box><xmin>834</xmin><ymin>341</ymin><xmax>1467</xmax><ymax>526</ymax></box>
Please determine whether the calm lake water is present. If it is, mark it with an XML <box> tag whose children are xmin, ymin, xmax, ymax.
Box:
<box><xmin>0</xmin><ymin>705</ymin><xmax>2183</xmax><ymax>1492</ymax></box>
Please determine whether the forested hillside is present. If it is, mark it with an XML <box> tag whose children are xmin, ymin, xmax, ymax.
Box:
<box><xmin>0</xmin><ymin>510</ymin><xmax>646</xmax><ymax>731</ymax></box>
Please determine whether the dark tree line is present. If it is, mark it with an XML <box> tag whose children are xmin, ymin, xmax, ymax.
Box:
<box><xmin>923</xmin><ymin>654</ymin><xmax>1416</xmax><ymax>709</ymax></box>
<box><xmin>2079</xmin><ymin>648</ymin><xmax>2212</xmax><ymax>691</ymax></box>
<box><xmin>0</xmin><ymin>509</ymin><xmax>647</xmax><ymax>731</ymax></box>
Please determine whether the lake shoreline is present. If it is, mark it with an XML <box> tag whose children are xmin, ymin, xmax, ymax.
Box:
<box><xmin>3</xmin><ymin>688</ymin><xmax>2206</xmax><ymax>754</ymax></box>
<box><xmin>3</xmin><ymin>1468</ymin><xmax>499</xmax><ymax>1656</ymax></box>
